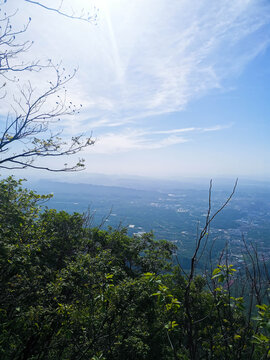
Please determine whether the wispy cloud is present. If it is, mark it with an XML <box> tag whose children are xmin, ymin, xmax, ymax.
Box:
<box><xmin>70</xmin><ymin>0</ymin><xmax>270</xmax><ymax>125</ymax></box>
<box><xmin>88</xmin><ymin>124</ymin><xmax>229</xmax><ymax>154</ymax></box>
<box><xmin>149</xmin><ymin>124</ymin><xmax>232</xmax><ymax>136</ymax></box>
<box><xmin>4</xmin><ymin>0</ymin><xmax>270</xmax><ymax>153</ymax></box>
<box><xmin>153</xmin><ymin>128</ymin><xmax>196</xmax><ymax>135</ymax></box>
<box><xmin>201</xmin><ymin>125</ymin><xmax>233</xmax><ymax>132</ymax></box>
<box><xmin>90</xmin><ymin>129</ymin><xmax>188</xmax><ymax>154</ymax></box>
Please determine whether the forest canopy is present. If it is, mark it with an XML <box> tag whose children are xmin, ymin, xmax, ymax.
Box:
<box><xmin>0</xmin><ymin>176</ymin><xmax>269</xmax><ymax>360</ymax></box>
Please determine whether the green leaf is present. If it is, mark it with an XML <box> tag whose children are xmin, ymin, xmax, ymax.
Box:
<box><xmin>212</xmin><ymin>268</ymin><xmax>221</xmax><ymax>276</ymax></box>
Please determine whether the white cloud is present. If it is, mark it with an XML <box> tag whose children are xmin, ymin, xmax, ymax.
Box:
<box><xmin>69</xmin><ymin>0</ymin><xmax>270</xmax><ymax>123</ymax></box>
<box><xmin>89</xmin><ymin>128</ymin><xmax>188</xmax><ymax>154</ymax></box>
<box><xmin>1</xmin><ymin>0</ymin><xmax>269</xmax><ymax>151</ymax></box>
<box><xmin>202</xmin><ymin>125</ymin><xmax>232</xmax><ymax>132</ymax></box>
<box><xmin>88</xmin><ymin>123</ymin><xmax>229</xmax><ymax>154</ymax></box>
<box><xmin>151</xmin><ymin>125</ymin><xmax>232</xmax><ymax>135</ymax></box>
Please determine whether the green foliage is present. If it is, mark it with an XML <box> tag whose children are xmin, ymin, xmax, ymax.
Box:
<box><xmin>212</xmin><ymin>264</ymin><xmax>236</xmax><ymax>283</ymax></box>
<box><xmin>0</xmin><ymin>177</ymin><xmax>269</xmax><ymax>359</ymax></box>
<box><xmin>253</xmin><ymin>301</ymin><xmax>270</xmax><ymax>358</ymax></box>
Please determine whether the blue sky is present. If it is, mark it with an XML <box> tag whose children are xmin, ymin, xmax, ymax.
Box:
<box><xmin>2</xmin><ymin>0</ymin><xmax>270</xmax><ymax>180</ymax></box>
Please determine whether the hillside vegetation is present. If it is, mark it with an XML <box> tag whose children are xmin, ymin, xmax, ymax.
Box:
<box><xmin>0</xmin><ymin>177</ymin><xmax>269</xmax><ymax>360</ymax></box>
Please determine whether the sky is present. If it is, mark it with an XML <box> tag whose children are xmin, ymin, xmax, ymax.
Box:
<box><xmin>1</xmin><ymin>0</ymin><xmax>270</xmax><ymax>181</ymax></box>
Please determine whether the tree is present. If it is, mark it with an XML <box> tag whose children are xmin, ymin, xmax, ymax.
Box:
<box><xmin>0</xmin><ymin>177</ymin><xmax>175</xmax><ymax>360</ymax></box>
<box><xmin>0</xmin><ymin>1</ymin><xmax>96</xmax><ymax>172</ymax></box>
<box><xmin>0</xmin><ymin>177</ymin><xmax>269</xmax><ymax>359</ymax></box>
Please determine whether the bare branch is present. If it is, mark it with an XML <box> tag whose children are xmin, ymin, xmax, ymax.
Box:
<box><xmin>187</xmin><ymin>179</ymin><xmax>238</xmax><ymax>284</ymax></box>
<box><xmin>183</xmin><ymin>179</ymin><xmax>238</xmax><ymax>360</ymax></box>
<box><xmin>24</xmin><ymin>0</ymin><xmax>98</xmax><ymax>24</ymax></box>
<box><xmin>0</xmin><ymin>3</ymin><xmax>96</xmax><ymax>172</ymax></box>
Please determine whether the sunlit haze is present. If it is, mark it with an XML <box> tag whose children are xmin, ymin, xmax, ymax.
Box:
<box><xmin>2</xmin><ymin>0</ymin><xmax>270</xmax><ymax>181</ymax></box>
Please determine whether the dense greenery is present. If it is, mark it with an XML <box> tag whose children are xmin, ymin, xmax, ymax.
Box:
<box><xmin>0</xmin><ymin>177</ymin><xmax>269</xmax><ymax>359</ymax></box>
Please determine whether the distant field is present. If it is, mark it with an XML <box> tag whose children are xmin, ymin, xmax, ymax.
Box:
<box><xmin>31</xmin><ymin>179</ymin><xmax>270</xmax><ymax>266</ymax></box>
